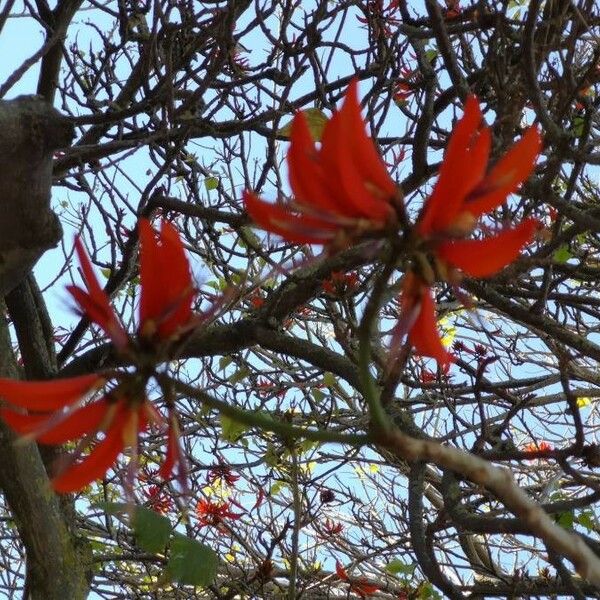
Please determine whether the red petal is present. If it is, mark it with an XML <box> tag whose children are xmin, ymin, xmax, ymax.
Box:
<box><xmin>353</xmin><ymin>581</ymin><xmax>380</xmax><ymax>596</ymax></box>
<box><xmin>466</xmin><ymin>127</ymin><xmax>541</xmax><ymax>217</ymax></box>
<box><xmin>320</xmin><ymin>83</ymin><xmax>392</xmax><ymax>222</ymax></box>
<box><xmin>0</xmin><ymin>374</ymin><xmax>102</xmax><ymax>411</ymax></box>
<box><xmin>72</xmin><ymin>239</ymin><xmax>127</xmax><ymax>348</ymax></box>
<box><xmin>0</xmin><ymin>409</ymin><xmax>49</xmax><ymax>436</ymax></box>
<box><xmin>437</xmin><ymin>218</ymin><xmax>537</xmax><ymax>277</ymax></box>
<box><xmin>51</xmin><ymin>413</ymin><xmax>126</xmax><ymax>493</ymax></box>
<box><xmin>139</xmin><ymin>219</ymin><xmax>195</xmax><ymax>341</ymax></box>
<box><xmin>406</xmin><ymin>282</ymin><xmax>453</xmax><ymax>366</ymax></box>
<box><xmin>342</xmin><ymin>79</ymin><xmax>397</xmax><ymax>209</ymax></box>
<box><xmin>288</xmin><ymin>112</ymin><xmax>345</xmax><ymax>215</ymax></box>
<box><xmin>37</xmin><ymin>399</ymin><xmax>110</xmax><ymax>445</ymax></box>
<box><xmin>156</xmin><ymin>220</ymin><xmax>195</xmax><ymax>339</ymax></box>
<box><xmin>139</xmin><ymin>218</ymin><xmax>163</xmax><ymax>335</ymax></box>
<box><xmin>158</xmin><ymin>420</ymin><xmax>179</xmax><ymax>479</ymax></box>
<box><xmin>417</xmin><ymin>96</ymin><xmax>484</xmax><ymax>235</ymax></box>
<box><xmin>336</xmin><ymin>561</ymin><xmax>349</xmax><ymax>581</ymax></box>
<box><xmin>244</xmin><ymin>191</ymin><xmax>337</xmax><ymax>244</ymax></box>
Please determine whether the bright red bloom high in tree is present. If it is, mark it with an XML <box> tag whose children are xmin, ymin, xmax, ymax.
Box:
<box><xmin>0</xmin><ymin>219</ymin><xmax>196</xmax><ymax>493</ymax></box>
<box><xmin>244</xmin><ymin>79</ymin><xmax>399</xmax><ymax>247</ymax></box>
<box><xmin>400</xmin><ymin>96</ymin><xmax>541</xmax><ymax>365</ymax></box>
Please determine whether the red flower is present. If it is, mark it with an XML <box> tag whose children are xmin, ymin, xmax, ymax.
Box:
<box><xmin>244</xmin><ymin>80</ymin><xmax>398</xmax><ymax>247</ymax></box>
<box><xmin>0</xmin><ymin>219</ymin><xmax>196</xmax><ymax>493</ymax></box>
<box><xmin>206</xmin><ymin>464</ymin><xmax>240</xmax><ymax>487</ymax></box>
<box><xmin>322</xmin><ymin>271</ymin><xmax>360</xmax><ymax>295</ymax></box>
<box><xmin>400</xmin><ymin>96</ymin><xmax>541</xmax><ymax>365</ymax></box>
<box><xmin>524</xmin><ymin>441</ymin><xmax>553</xmax><ymax>454</ymax></box>
<box><xmin>322</xmin><ymin>518</ymin><xmax>344</xmax><ymax>536</ymax></box>
<box><xmin>336</xmin><ymin>561</ymin><xmax>380</xmax><ymax>598</ymax></box>
<box><xmin>195</xmin><ymin>499</ymin><xmax>243</xmax><ymax>528</ymax></box>
<box><xmin>144</xmin><ymin>485</ymin><xmax>174</xmax><ymax>515</ymax></box>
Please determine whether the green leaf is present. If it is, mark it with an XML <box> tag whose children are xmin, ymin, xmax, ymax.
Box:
<box><xmin>576</xmin><ymin>510</ymin><xmax>596</xmax><ymax>532</ymax></box>
<box><xmin>571</xmin><ymin>115</ymin><xmax>585</xmax><ymax>137</ymax></box>
<box><xmin>311</xmin><ymin>388</ymin><xmax>325</xmax><ymax>403</ymax></box>
<box><xmin>323</xmin><ymin>372</ymin><xmax>336</xmax><ymax>387</ymax></box>
<box><xmin>385</xmin><ymin>559</ymin><xmax>417</xmax><ymax>576</ymax></box>
<box><xmin>100</xmin><ymin>267</ymin><xmax>112</xmax><ymax>279</ymax></box>
<box><xmin>167</xmin><ymin>534</ymin><xmax>218</xmax><ymax>587</ymax></box>
<box><xmin>557</xmin><ymin>511</ymin><xmax>574</xmax><ymax>529</ymax></box>
<box><xmin>220</xmin><ymin>414</ymin><xmax>248</xmax><ymax>442</ymax></box>
<box><xmin>205</xmin><ymin>176</ymin><xmax>219</xmax><ymax>191</ymax></box>
<box><xmin>553</xmin><ymin>244</ymin><xmax>571</xmax><ymax>264</ymax></box>
<box><xmin>228</xmin><ymin>366</ymin><xmax>250</xmax><ymax>384</ymax></box>
<box><xmin>219</xmin><ymin>356</ymin><xmax>233</xmax><ymax>371</ymax></box>
<box><xmin>132</xmin><ymin>506</ymin><xmax>171</xmax><ymax>554</ymax></box>
<box><xmin>425</xmin><ymin>49</ymin><xmax>438</xmax><ymax>63</ymax></box>
<box><xmin>277</xmin><ymin>108</ymin><xmax>328</xmax><ymax>141</ymax></box>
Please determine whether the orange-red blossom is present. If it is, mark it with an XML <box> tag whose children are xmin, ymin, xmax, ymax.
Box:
<box><xmin>336</xmin><ymin>561</ymin><xmax>380</xmax><ymax>598</ymax></box>
<box><xmin>244</xmin><ymin>82</ymin><xmax>540</xmax><ymax>365</ymax></box>
<box><xmin>0</xmin><ymin>219</ymin><xmax>195</xmax><ymax>493</ymax></box>
<box><xmin>402</xmin><ymin>96</ymin><xmax>541</xmax><ymax>365</ymax></box>
<box><xmin>244</xmin><ymin>79</ymin><xmax>398</xmax><ymax>247</ymax></box>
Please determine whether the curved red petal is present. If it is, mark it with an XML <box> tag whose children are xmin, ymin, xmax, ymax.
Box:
<box><xmin>244</xmin><ymin>190</ymin><xmax>337</xmax><ymax>244</ymax></box>
<box><xmin>0</xmin><ymin>374</ymin><xmax>102</xmax><ymax>411</ymax></box>
<box><xmin>417</xmin><ymin>96</ymin><xmax>483</xmax><ymax>235</ymax></box>
<box><xmin>320</xmin><ymin>83</ymin><xmax>392</xmax><ymax>222</ymax></box>
<box><xmin>37</xmin><ymin>398</ymin><xmax>111</xmax><ymax>445</ymax></box>
<box><xmin>51</xmin><ymin>416</ymin><xmax>125</xmax><ymax>493</ymax></box>
<box><xmin>158</xmin><ymin>420</ymin><xmax>179</xmax><ymax>479</ymax></box>
<box><xmin>344</xmin><ymin>79</ymin><xmax>397</xmax><ymax>200</ymax></box>
<box><xmin>155</xmin><ymin>220</ymin><xmax>195</xmax><ymax>340</ymax></box>
<box><xmin>336</xmin><ymin>561</ymin><xmax>349</xmax><ymax>581</ymax></box>
<box><xmin>407</xmin><ymin>283</ymin><xmax>453</xmax><ymax>366</ymax></box>
<box><xmin>288</xmin><ymin>112</ymin><xmax>345</xmax><ymax>215</ymax></box>
<box><xmin>73</xmin><ymin>239</ymin><xmax>127</xmax><ymax>348</ymax></box>
<box><xmin>437</xmin><ymin>218</ymin><xmax>537</xmax><ymax>277</ymax></box>
<box><xmin>0</xmin><ymin>409</ymin><xmax>50</xmax><ymax>436</ymax></box>
<box><xmin>138</xmin><ymin>218</ymin><xmax>163</xmax><ymax>335</ymax></box>
<box><xmin>466</xmin><ymin>126</ymin><xmax>541</xmax><ymax>217</ymax></box>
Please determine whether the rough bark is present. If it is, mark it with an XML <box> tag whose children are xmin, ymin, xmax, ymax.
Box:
<box><xmin>0</xmin><ymin>96</ymin><xmax>72</xmax><ymax>296</ymax></box>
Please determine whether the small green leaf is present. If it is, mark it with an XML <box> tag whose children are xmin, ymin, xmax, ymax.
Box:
<box><xmin>385</xmin><ymin>559</ymin><xmax>417</xmax><ymax>576</ymax></box>
<box><xmin>571</xmin><ymin>115</ymin><xmax>585</xmax><ymax>137</ymax></box>
<box><xmin>228</xmin><ymin>366</ymin><xmax>250</xmax><ymax>384</ymax></box>
<box><xmin>271</xmin><ymin>481</ymin><xmax>287</xmax><ymax>495</ymax></box>
<box><xmin>323</xmin><ymin>372</ymin><xmax>336</xmax><ymax>387</ymax></box>
<box><xmin>425</xmin><ymin>49</ymin><xmax>438</xmax><ymax>63</ymax></box>
<box><xmin>167</xmin><ymin>534</ymin><xmax>218</xmax><ymax>587</ymax></box>
<box><xmin>311</xmin><ymin>388</ymin><xmax>325</xmax><ymax>403</ymax></box>
<box><xmin>277</xmin><ymin>108</ymin><xmax>328</xmax><ymax>141</ymax></box>
<box><xmin>553</xmin><ymin>244</ymin><xmax>571</xmax><ymax>264</ymax></box>
<box><xmin>132</xmin><ymin>506</ymin><xmax>171</xmax><ymax>554</ymax></box>
<box><xmin>205</xmin><ymin>176</ymin><xmax>219</xmax><ymax>191</ymax></box>
<box><xmin>100</xmin><ymin>268</ymin><xmax>112</xmax><ymax>279</ymax></box>
<box><xmin>220</xmin><ymin>414</ymin><xmax>248</xmax><ymax>442</ymax></box>
<box><xmin>556</xmin><ymin>511</ymin><xmax>574</xmax><ymax>529</ymax></box>
<box><xmin>576</xmin><ymin>510</ymin><xmax>596</xmax><ymax>532</ymax></box>
<box><xmin>219</xmin><ymin>356</ymin><xmax>233</xmax><ymax>371</ymax></box>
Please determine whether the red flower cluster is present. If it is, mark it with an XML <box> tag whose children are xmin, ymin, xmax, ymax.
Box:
<box><xmin>322</xmin><ymin>271</ymin><xmax>359</xmax><ymax>295</ymax></box>
<box><xmin>336</xmin><ymin>561</ymin><xmax>379</xmax><ymax>598</ymax></box>
<box><xmin>244</xmin><ymin>79</ymin><xmax>398</xmax><ymax>247</ymax></box>
<box><xmin>322</xmin><ymin>518</ymin><xmax>344</xmax><ymax>536</ymax></box>
<box><xmin>206</xmin><ymin>464</ymin><xmax>240</xmax><ymax>487</ymax></box>
<box><xmin>144</xmin><ymin>485</ymin><xmax>174</xmax><ymax>515</ymax></box>
<box><xmin>0</xmin><ymin>219</ymin><xmax>195</xmax><ymax>493</ymax></box>
<box><xmin>195</xmin><ymin>498</ymin><xmax>243</xmax><ymax>529</ymax></box>
<box><xmin>400</xmin><ymin>96</ymin><xmax>540</xmax><ymax>364</ymax></box>
<box><xmin>523</xmin><ymin>441</ymin><xmax>553</xmax><ymax>454</ymax></box>
<box><xmin>244</xmin><ymin>82</ymin><xmax>540</xmax><ymax>366</ymax></box>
